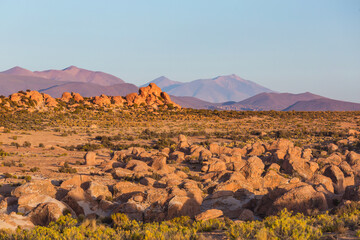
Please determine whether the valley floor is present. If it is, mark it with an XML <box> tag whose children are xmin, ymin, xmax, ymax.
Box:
<box><xmin>0</xmin><ymin>109</ymin><xmax>360</xmax><ymax>239</ymax></box>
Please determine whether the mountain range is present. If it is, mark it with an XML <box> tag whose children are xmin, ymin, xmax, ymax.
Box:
<box><xmin>1</xmin><ymin>66</ymin><xmax>360</xmax><ymax>111</ymax></box>
<box><xmin>142</xmin><ymin>75</ymin><xmax>272</xmax><ymax>103</ymax></box>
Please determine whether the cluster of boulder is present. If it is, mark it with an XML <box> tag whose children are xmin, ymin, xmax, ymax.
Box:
<box><xmin>1</xmin><ymin>135</ymin><xmax>360</xmax><ymax>230</ymax></box>
<box><xmin>0</xmin><ymin>83</ymin><xmax>181</xmax><ymax>111</ymax></box>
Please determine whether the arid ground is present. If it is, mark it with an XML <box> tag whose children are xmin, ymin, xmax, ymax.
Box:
<box><xmin>1</xmin><ymin>92</ymin><xmax>360</xmax><ymax>239</ymax></box>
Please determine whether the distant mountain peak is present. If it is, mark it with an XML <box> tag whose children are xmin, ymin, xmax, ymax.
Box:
<box><xmin>62</xmin><ymin>65</ymin><xmax>79</xmax><ymax>71</ymax></box>
<box><xmin>212</xmin><ymin>74</ymin><xmax>245</xmax><ymax>82</ymax></box>
<box><xmin>3</xmin><ymin>66</ymin><xmax>125</xmax><ymax>86</ymax></box>
<box><xmin>141</xmin><ymin>76</ymin><xmax>182</xmax><ymax>88</ymax></box>
<box><xmin>2</xmin><ymin>66</ymin><xmax>34</xmax><ymax>75</ymax></box>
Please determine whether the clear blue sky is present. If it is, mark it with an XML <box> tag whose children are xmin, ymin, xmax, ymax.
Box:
<box><xmin>1</xmin><ymin>0</ymin><xmax>359</xmax><ymax>102</ymax></box>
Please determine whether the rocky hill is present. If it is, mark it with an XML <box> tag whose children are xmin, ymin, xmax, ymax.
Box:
<box><xmin>2</xmin><ymin>66</ymin><xmax>125</xmax><ymax>86</ymax></box>
<box><xmin>0</xmin><ymin>83</ymin><xmax>181</xmax><ymax>111</ymax></box>
<box><xmin>284</xmin><ymin>98</ymin><xmax>360</xmax><ymax>111</ymax></box>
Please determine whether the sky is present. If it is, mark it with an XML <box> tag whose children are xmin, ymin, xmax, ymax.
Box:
<box><xmin>0</xmin><ymin>0</ymin><xmax>359</xmax><ymax>102</ymax></box>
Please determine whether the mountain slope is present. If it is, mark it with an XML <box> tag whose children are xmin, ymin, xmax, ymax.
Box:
<box><xmin>0</xmin><ymin>73</ymin><xmax>64</xmax><ymax>96</ymax></box>
<box><xmin>170</xmin><ymin>95</ymin><xmax>218</xmax><ymax>109</ymax></box>
<box><xmin>2</xmin><ymin>66</ymin><xmax>125</xmax><ymax>86</ymax></box>
<box><xmin>141</xmin><ymin>76</ymin><xmax>182</xmax><ymax>90</ymax></box>
<box><xmin>158</xmin><ymin>74</ymin><xmax>272</xmax><ymax>103</ymax></box>
<box><xmin>225</xmin><ymin>92</ymin><xmax>325</xmax><ymax>111</ymax></box>
<box><xmin>283</xmin><ymin>98</ymin><xmax>360</xmax><ymax>111</ymax></box>
<box><xmin>40</xmin><ymin>82</ymin><xmax>138</xmax><ymax>98</ymax></box>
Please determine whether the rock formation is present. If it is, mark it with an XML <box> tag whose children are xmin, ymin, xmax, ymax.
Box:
<box><xmin>0</xmin><ymin>83</ymin><xmax>181</xmax><ymax>111</ymax></box>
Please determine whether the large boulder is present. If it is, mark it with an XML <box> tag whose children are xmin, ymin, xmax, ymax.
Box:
<box><xmin>12</xmin><ymin>180</ymin><xmax>56</xmax><ymax>198</ymax></box>
<box><xmin>346</xmin><ymin>151</ymin><xmax>360</xmax><ymax>165</ymax></box>
<box><xmin>29</xmin><ymin>202</ymin><xmax>68</xmax><ymax>226</ymax></box>
<box><xmin>151</xmin><ymin>155</ymin><xmax>174</xmax><ymax>174</ymax></box>
<box><xmin>201</xmin><ymin>191</ymin><xmax>252</xmax><ymax>219</ymax></box>
<box><xmin>343</xmin><ymin>185</ymin><xmax>360</xmax><ymax>201</ymax></box>
<box><xmin>60</xmin><ymin>175</ymin><xmax>91</xmax><ymax>189</ymax></box>
<box><xmin>167</xmin><ymin>195</ymin><xmax>201</xmax><ymax>219</ymax></box>
<box><xmin>113</xmin><ymin>181</ymin><xmax>146</xmax><ymax>201</ymax></box>
<box><xmin>204</xmin><ymin>159</ymin><xmax>227</xmax><ymax>173</ymax></box>
<box><xmin>323</xmin><ymin>165</ymin><xmax>346</xmax><ymax>194</ymax></box>
<box><xmin>282</xmin><ymin>157</ymin><xmax>316</xmax><ymax>180</ymax></box>
<box><xmin>125</xmin><ymin>160</ymin><xmax>150</xmax><ymax>173</ymax></box>
<box><xmin>241</xmin><ymin>156</ymin><xmax>265</xmax><ymax>180</ymax></box>
<box><xmin>18</xmin><ymin>194</ymin><xmax>71</xmax><ymax>215</ymax></box>
<box><xmin>0</xmin><ymin>213</ymin><xmax>34</xmax><ymax>231</ymax></box>
<box><xmin>61</xmin><ymin>187</ymin><xmax>109</xmax><ymax>217</ymax></box>
<box><xmin>195</xmin><ymin>209</ymin><xmax>223</xmax><ymax>221</ymax></box>
<box><xmin>84</xmin><ymin>152</ymin><xmax>97</xmax><ymax>166</ymax></box>
<box><xmin>113</xmin><ymin>200</ymin><xmax>146</xmax><ymax>221</ymax></box>
<box><xmin>93</xmin><ymin>94</ymin><xmax>111</xmax><ymax>106</ymax></box>
<box><xmin>310</xmin><ymin>174</ymin><xmax>334</xmax><ymax>193</ymax></box>
<box><xmin>86</xmin><ymin>182</ymin><xmax>112</xmax><ymax>200</ymax></box>
<box><xmin>178</xmin><ymin>134</ymin><xmax>190</xmax><ymax>150</ymax></box>
<box><xmin>257</xmin><ymin>184</ymin><xmax>328</xmax><ymax>216</ymax></box>
<box><xmin>248</xmin><ymin>142</ymin><xmax>265</xmax><ymax>156</ymax></box>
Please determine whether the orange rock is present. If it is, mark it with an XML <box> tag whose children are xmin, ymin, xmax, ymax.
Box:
<box><xmin>93</xmin><ymin>94</ymin><xmax>111</xmax><ymax>106</ymax></box>
<box><xmin>72</xmin><ymin>92</ymin><xmax>84</xmax><ymax>102</ymax></box>
<box><xmin>61</xmin><ymin>92</ymin><xmax>72</xmax><ymax>102</ymax></box>
<box><xmin>112</xmin><ymin>96</ymin><xmax>125</xmax><ymax>106</ymax></box>
<box><xmin>125</xmin><ymin>92</ymin><xmax>138</xmax><ymax>105</ymax></box>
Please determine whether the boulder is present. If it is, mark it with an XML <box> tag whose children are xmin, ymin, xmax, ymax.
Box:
<box><xmin>343</xmin><ymin>185</ymin><xmax>360</xmax><ymax>201</ymax></box>
<box><xmin>258</xmin><ymin>184</ymin><xmax>328</xmax><ymax>216</ymax></box>
<box><xmin>113</xmin><ymin>200</ymin><xmax>146</xmax><ymax>221</ymax></box>
<box><xmin>111</xmin><ymin>168</ymin><xmax>134</xmax><ymax>179</ymax></box>
<box><xmin>239</xmin><ymin>209</ymin><xmax>255</xmax><ymax>221</ymax></box>
<box><xmin>206</xmin><ymin>159</ymin><xmax>227</xmax><ymax>172</ymax></box>
<box><xmin>346</xmin><ymin>151</ymin><xmax>360</xmax><ymax>165</ymax></box>
<box><xmin>195</xmin><ymin>209</ymin><xmax>223</xmax><ymax>221</ymax></box>
<box><xmin>72</xmin><ymin>92</ymin><xmax>84</xmax><ymax>102</ymax></box>
<box><xmin>282</xmin><ymin>157</ymin><xmax>315</xmax><ymax>180</ymax></box>
<box><xmin>323</xmin><ymin>165</ymin><xmax>346</xmax><ymax>193</ymax></box>
<box><xmin>169</xmin><ymin>151</ymin><xmax>185</xmax><ymax>163</ymax></box>
<box><xmin>93</xmin><ymin>94</ymin><xmax>111</xmax><ymax>106</ymax></box>
<box><xmin>61</xmin><ymin>92</ymin><xmax>72</xmax><ymax>102</ymax></box>
<box><xmin>310</xmin><ymin>174</ymin><xmax>334</xmax><ymax>193</ymax></box>
<box><xmin>268</xmin><ymin>139</ymin><xmax>294</xmax><ymax>152</ymax></box>
<box><xmin>18</xmin><ymin>194</ymin><xmax>70</xmax><ymax>215</ymax></box>
<box><xmin>12</xmin><ymin>180</ymin><xmax>56</xmax><ymax>198</ymax></box>
<box><xmin>327</xmin><ymin>143</ymin><xmax>339</xmax><ymax>153</ymax></box>
<box><xmin>113</xmin><ymin>181</ymin><xmax>145</xmax><ymax>201</ymax></box>
<box><xmin>201</xmin><ymin>192</ymin><xmax>251</xmax><ymax>219</ymax></box>
<box><xmin>84</xmin><ymin>152</ymin><xmax>97</xmax><ymax>166</ymax></box>
<box><xmin>241</xmin><ymin>156</ymin><xmax>264</xmax><ymax>179</ymax></box>
<box><xmin>248</xmin><ymin>142</ymin><xmax>265</xmax><ymax>156</ymax></box>
<box><xmin>263</xmin><ymin>170</ymin><xmax>289</xmax><ymax>190</ymax></box>
<box><xmin>29</xmin><ymin>202</ymin><xmax>68</xmax><ymax>226</ymax></box>
<box><xmin>0</xmin><ymin>212</ymin><xmax>34</xmax><ymax>231</ymax></box>
<box><xmin>167</xmin><ymin>195</ymin><xmax>201</xmax><ymax>219</ymax></box>
<box><xmin>302</xmin><ymin>148</ymin><xmax>312</xmax><ymax>160</ymax></box>
<box><xmin>151</xmin><ymin>155</ymin><xmax>174</xmax><ymax>174</ymax></box>
<box><xmin>86</xmin><ymin>182</ymin><xmax>112</xmax><ymax>200</ymax></box>
<box><xmin>60</xmin><ymin>175</ymin><xmax>91</xmax><ymax>189</ymax></box>
<box><xmin>126</xmin><ymin>160</ymin><xmax>150</xmax><ymax>173</ymax></box>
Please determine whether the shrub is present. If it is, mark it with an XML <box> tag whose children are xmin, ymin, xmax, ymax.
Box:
<box><xmin>0</xmin><ymin>149</ymin><xmax>10</xmax><ymax>157</ymax></box>
<box><xmin>30</xmin><ymin>167</ymin><xmax>39</xmax><ymax>172</ymax></box>
<box><xmin>58</xmin><ymin>162</ymin><xmax>77</xmax><ymax>174</ymax></box>
<box><xmin>23</xmin><ymin>141</ymin><xmax>31</xmax><ymax>148</ymax></box>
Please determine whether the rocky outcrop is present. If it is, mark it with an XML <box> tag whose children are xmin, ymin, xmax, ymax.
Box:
<box><xmin>1</xmin><ymin>83</ymin><xmax>181</xmax><ymax>111</ymax></box>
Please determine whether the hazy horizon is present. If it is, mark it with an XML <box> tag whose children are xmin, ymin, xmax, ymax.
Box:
<box><xmin>1</xmin><ymin>0</ymin><xmax>359</xmax><ymax>102</ymax></box>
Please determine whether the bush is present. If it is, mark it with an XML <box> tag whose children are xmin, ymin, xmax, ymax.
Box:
<box><xmin>58</xmin><ymin>162</ymin><xmax>77</xmax><ymax>174</ymax></box>
<box><xmin>23</xmin><ymin>141</ymin><xmax>31</xmax><ymax>148</ymax></box>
